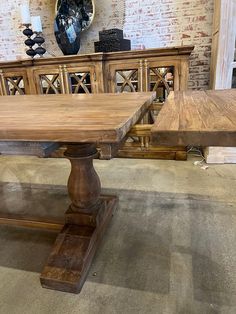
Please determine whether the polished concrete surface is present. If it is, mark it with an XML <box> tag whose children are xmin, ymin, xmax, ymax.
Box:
<box><xmin>0</xmin><ymin>156</ymin><xmax>235</xmax><ymax>314</ymax></box>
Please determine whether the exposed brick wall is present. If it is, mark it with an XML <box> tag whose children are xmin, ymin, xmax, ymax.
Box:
<box><xmin>123</xmin><ymin>0</ymin><xmax>214</xmax><ymax>89</ymax></box>
<box><xmin>0</xmin><ymin>0</ymin><xmax>214</xmax><ymax>89</ymax></box>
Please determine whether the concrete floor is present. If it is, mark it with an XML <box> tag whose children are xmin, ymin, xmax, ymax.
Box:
<box><xmin>0</xmin><ymin>155</ymin><xmax>235</xmax><ymax>314</ymax></box>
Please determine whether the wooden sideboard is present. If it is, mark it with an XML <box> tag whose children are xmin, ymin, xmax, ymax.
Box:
<box><xmin>0</xmin><ymin>46</ymin><xmax>194</xmax><ymax>159</ymax></box>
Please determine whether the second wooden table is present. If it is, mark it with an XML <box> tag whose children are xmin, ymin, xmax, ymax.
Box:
<box><xmin>151</xmin><ymin>89</ymin><xmax>236</xmax><ymax>147</ymax></box>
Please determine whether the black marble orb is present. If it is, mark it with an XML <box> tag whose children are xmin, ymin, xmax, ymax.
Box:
<box><xmin>23</xmin><ymin>28</ymin><xmax>33</xmax><ymax>37</ymax></box>
<box><xmin>26</xmin><ymin>48</ymin><xmax>36</xmax><ymax>57</ymax></box>
<box><xmin>24</xmin><ymin>38</ymin><xmax>35</xmax><ymax>47</ymax></box>
<box><xmin>35</xmin><ymin>46</ymin><xmax>46</xmax><ymax>56</ymax></box>
<box><xmin>34</xmin><ymin>36</ymin><xmax>45</xmax><ymax>45</ymax></box>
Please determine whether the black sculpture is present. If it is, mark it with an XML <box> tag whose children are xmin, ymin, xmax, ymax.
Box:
<box><xmin>54</xmin><ymin>0</ymin><xmax>93</xmax><ymax>55</ymax></box>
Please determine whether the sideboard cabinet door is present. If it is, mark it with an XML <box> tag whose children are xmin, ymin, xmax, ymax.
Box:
<box><xmin>105</xmin><ymin>59</ymin><xmax>183</xmax><ymax>97</ymax></box>
<box><xmin>64</xmin><ymin>65</ymin><xmax>98</xmax><ymax>94</ymax></box>
<box><xmin>32</xmin><ymin>65</ymin><xmax>99</xmax><ymax>95</ymax></box>
<box><xmin>31</xmin><ymin>67</ymin><xmax>65</xmax><ymax>95</ymax></box>
<box><xmin>0</xmin><ymin>69</ymin><xmax>30</xmax><ymax>95</ymax></box>
<box><xmin>105</xmin><ymin>60</ymin><xmax>144</xmax><ymax>93</ymax></box>
<box><xmin>144</xmin><ymin>60</ymin><xmax>177</xmax><ymax>101</ymax></box>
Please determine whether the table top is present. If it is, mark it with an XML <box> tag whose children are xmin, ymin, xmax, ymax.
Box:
<box><xmin>0</xmin><ymin>92</ymin><xmax>155</xmax><ymax>143</ymax></box>
<box><xmin>151</xmin><ymin>90</ymin><xmax>236</xmax><ymax>147</ymax></box>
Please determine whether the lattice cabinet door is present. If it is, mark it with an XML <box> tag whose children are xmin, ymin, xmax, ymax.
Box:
<box><xmin>64</xmin><ymin>65</ymin><xmax>98</xmax><ymax>94</ymax></box>
<box><xmin>106</xmin><ymin>61</ymin><xmax>144</xmax><ymax>93</ymax></box>
<box><xmin>115</xmin><ymin>69</ymin><xmax>139</xmax><ymax>92</ymax></box>
<box><xmin>106</xmin><ymin>60</ymin><xmax>182</xmax><ymax>95</ymax></box>
<box><xmin>32</xmin><ymin>67</ymin><xmax>65</xmax><ymax>95</ymax></box>
<box><xmin>0</xmin><ymin>70</ymin><xmax>29</xmax><ymax>95</ymax></box>
<box><xmin>147</xmin><ymin>65</ymin><xmax>174</xmax><ymax>101</ymax></box>
<box><xmin>144</xmin><ymin>60</ymin><xmax>181</xmax><ymax>99</ymax></box>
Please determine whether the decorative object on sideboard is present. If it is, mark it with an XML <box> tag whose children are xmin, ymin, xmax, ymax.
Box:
<box><xmin>22</xmin><ymin>24</ymin><xmax>36</xmax><ymax>58</ymax></box>
<box><xmin>31</xmin><ymin>16</ymin><xmax>46</xmax><ymax>58</ymax></box>
<box><xmin>20</xmin><ymin>5</ymin><xmax>46</xmax><ymax>58</ymax></box>
<box><xmin>94</xmin><ymin>29</ymin><xmax>131</xmax><ymax>53</ymax></box>
<box><xmin>21</xmin><ymin>4</ymin><xmax>36</xmax><ymax>57</ymax></box>
<box><xmin>54</xmin><ymin>0</ymin><xmax>95</xmax><ymax>55</ymax></box>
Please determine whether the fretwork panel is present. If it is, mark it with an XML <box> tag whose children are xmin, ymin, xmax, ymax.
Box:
<box><xmin>115</xmin><ymin>69</ymin><xmax>139</xmax><ymax>93</ymax></box>
<box><xmin>148</xmin><ymin>66</ymin><xmax>174</xmax><ymax>101</ymax></box>
<box><xmin>68</xmin><ymin>72</ymin><xmax>92</xmax><ymax>94</ymax></box>
<box><xmin>39</xmin><ymin>74</ymin><xmax>62</xmax><ymax>94</ymax></box>
<box><xmin>5</xmin><ymin>76</ymin><xmax>25</xmax><ymax>95</ymax></box>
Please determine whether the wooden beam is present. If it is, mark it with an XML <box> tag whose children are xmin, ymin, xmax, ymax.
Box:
<box><xmin>0</xmin><ymin>213</ymin><xmax>64</xmax><ymax>231</ymax></box>
<box><xmin>128</xmin><ymin>124</ymin><xmax>152</xmax><ymax>137</ymax></box>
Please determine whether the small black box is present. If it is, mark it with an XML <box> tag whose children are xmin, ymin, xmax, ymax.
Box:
<box><xmin>99</xmin><ymin>28</ymin><xmax>124</xmax><ymax>41</ymax></box>
<box><xmin>94</xmin><ymin>38</ymin><xmax>131</xmax><ymax>53</ymax></box>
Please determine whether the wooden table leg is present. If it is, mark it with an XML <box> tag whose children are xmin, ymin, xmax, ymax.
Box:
<box><xmin>40</xmin><ymin>144</ymin><xmax>118</xmax><ymax>293</ymax></box>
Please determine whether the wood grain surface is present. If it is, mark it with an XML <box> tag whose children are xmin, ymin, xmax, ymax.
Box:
<box><xmin>0</xmin><ymin>92</ymin><xmax>155</xmax><ymax>143</ymax></box>
<box><xmin>151</xmin><ymin>90</ymin><xmax>236</xmax><ymax>147</ymax></box>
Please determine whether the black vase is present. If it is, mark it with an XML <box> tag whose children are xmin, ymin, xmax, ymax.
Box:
<box><xmin>54</xmin><ymin>0</ymin><xmax>89</xmax><ymax>55</ymax></box>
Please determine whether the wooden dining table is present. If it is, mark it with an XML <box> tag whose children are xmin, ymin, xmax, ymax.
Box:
<box><xmin>1</xmin><ymin>89</ymin><xmax>235</xmax><ymax>294</ymax></box>
<box><xmin>0</xmin><ymin>92</ymin><xmax>155</xmax><ymax>293</ymax></box>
